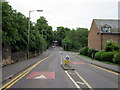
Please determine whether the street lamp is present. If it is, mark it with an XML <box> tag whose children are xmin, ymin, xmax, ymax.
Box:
<box><xmin>27</xmin><ymin>10</ymin><xmax>43</xmax><ymax>59</ymax></box>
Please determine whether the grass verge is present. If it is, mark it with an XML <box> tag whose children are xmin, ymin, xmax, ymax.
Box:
<box><xmin>78</xmin><ymin>54</ymin><xmax>120</xmax><ymax>66</ymax></box>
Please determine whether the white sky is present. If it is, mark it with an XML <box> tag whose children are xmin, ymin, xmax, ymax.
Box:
<box><xmin>7</xmin><ymin>0</ymin><xmax>119</xmax><ymax>30</ymax></box>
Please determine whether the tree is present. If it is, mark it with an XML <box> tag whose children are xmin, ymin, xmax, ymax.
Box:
<box><xmin>62</xmin><ymin>27</ymin><xmax>89</xmax><ymax>51</ymax></box>
<box><xmin>35</xmin><ymin>16</ymin><xmax>54</xmax><ymax>47</ymax></box>
<box><xmin>2</xmin><ymin>2</ymin><xmax>49</xmax><ymax>53</ymax></box>
<box><xmin>2</xmin><ymin>2</ymin><xmax>19</xmax><ymax>45</ymax></box>
<box><xmin>56</xmin><ymin>26</ymin><xmax>70</xmax><ymax>46</ymax></box>
<box><xmin>11</xmin><ymin>12</ymin><xmax>29</xmax><ymax>52</ymax></box>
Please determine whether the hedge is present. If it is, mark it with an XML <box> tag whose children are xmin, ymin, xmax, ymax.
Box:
<box><xmin>100</xmin><ymin>52</ymin><xmax>114</xmax><ymax>62</ymax></box>
<box><xmin>113</xmin><ymin>52</ymin><xmax>120</xmax><ymax>64</ymax></box>
<box><xmin>80</xmin><ymin>47</ymin><xmax>88</xmax><ymax>56</ymax></box>
<box><xmin>88</xmin><ymin>48</ymin><xmax>97</xmax><ymax>58</ymax></box>
<box><xmin>94</xmin><ymin>50</ymin><xmax>105</xmax><ymax>60</ymax></box>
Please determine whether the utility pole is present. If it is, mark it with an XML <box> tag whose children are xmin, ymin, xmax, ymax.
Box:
<box><xmin>27</xmin><ymin>10</ymin><xmax>43</xmax><ymax>59</ymax></box>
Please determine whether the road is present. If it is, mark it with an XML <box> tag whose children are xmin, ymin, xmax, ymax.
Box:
<box><xmin>1</xmin><ymin>47</ymin><xmax>120</xmax><ymax>89</ymax></box>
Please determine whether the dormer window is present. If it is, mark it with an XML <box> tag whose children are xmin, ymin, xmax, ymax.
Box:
<box><xmin>101</xmin><ymin>24</ymin><xmax>111</xmax><ymax>33</ymax></box>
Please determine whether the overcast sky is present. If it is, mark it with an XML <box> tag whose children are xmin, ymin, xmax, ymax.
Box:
<box><xmin>7</xmin><ymin>0</ymin><xmax>119</xmax><ymax>30</ymax></box>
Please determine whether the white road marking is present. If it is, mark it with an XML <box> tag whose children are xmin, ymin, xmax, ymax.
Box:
<box><xmin>76</xmin><ymin>81</ymin><xmax>85</xmax><ymax>85</ymax></box>
<box><xmin>74</xmin><ymin>71</ymin><xmax>93</xmax><ymax>89</ymax></box>
<box><xmin>35</xmin><ymin>75</ymin><xmax>46</xmax><ymax>79</ymax></box>
<box><xmin>65</xmin><ymin>71</ymin><xmax>80</xmax><ymax>88</ymax></box>
<box><xmin>5</xmin><ymin>75</ymin><xmax>14</xmax><ymax>80</ymax></box>
<box><xmin>61</xmin><ymin>61</ymin><xmax>63</xmax><ymax>65</ymax></box>
<box><xmin>68</xmin><ymin>72</ymin><xmax>76</xmax><ymax>75</ymax></box>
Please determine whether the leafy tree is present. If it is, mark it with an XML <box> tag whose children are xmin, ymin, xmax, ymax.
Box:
<box><xmin>61</xmin><ymin>28</ymin><xmax>88</xmax><ymax>51</ymax></box>
<box><xmin>35</xmin><ymin>16</ymin><xmax>53</xmax><ymax>47</ymax></box>
<box><xmin>2</xmin><ymin>2</ymin><xmax>50</xmax><ymax>53</ymax></box>
<box><xmin>2</xmin><ymin>2</ymin><xmax>19</xmax><ymax>45</ymax></box>
<box><xmin>29</xmin><ymin>28</ymin><xmax>46</xmax><ymax>51</ymax></box>
<box><xmin>56</xmin><ymin>26</ymin><xmax>70</xmax><ymax>46</ymax></box>
<box><xmin>11</xmin><ymin>12</ymin><xmax>29</xmax><ymax>52</ymax></box>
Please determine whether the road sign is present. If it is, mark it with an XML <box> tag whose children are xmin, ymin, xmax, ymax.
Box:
<box><xmin>66</xmin><ymin>55</ymin><xmax>70</xmax><ymax>60</ymax></box>
<box><xmin>26</xmin><ymin>72</ymin><xmax>55</xmax><ymax>79</ymax></box>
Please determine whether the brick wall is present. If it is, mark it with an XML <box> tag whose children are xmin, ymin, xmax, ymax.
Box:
<box><xmin>88</xmin><ymin>21</ymin><xmax>101</xmax><ymax>51</ymax></box>
<box><xmin>102</xmin><ymin>34</ymin><xmax>120</xmax><ymax>49</ymax></box>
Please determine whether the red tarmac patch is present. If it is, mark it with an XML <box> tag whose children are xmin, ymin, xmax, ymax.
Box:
<box><xmin>72</xmin><ymin>62</ymin><xmax>85</xmax><ymax>64</ymax></box>
<box><xmin>26</xmin><ymin>72</ymin><xmax>55</xmax><ymax>79</ymax></box>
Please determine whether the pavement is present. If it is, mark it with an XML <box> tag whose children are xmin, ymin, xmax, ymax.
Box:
<box><xmin>1</xmin><ymin>47</ymin><xmax>120</xmax><ymax>89</ymax></box>
<box><xmin>71</xmin><ymin>52</ymin><xmax>120</xmax><ymax>73</ymax></box>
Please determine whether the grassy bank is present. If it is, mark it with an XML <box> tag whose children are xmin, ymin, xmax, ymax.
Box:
<box><xmin>78</xmin><ymin>54</ymin><xmax>120</xmax><ymax>66</ymax></box>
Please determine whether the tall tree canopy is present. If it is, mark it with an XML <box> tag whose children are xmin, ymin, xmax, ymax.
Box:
<box><xmin>55</xmin><ymin>26</ymin><xmax>70</xmax><ymax>46</ymax></box>
<box><xmin>55</xmin><ymin>27</ymin><xmax>89</xmax><ymax>51</ymax></box>
<box><xmin>2</xmin><ymin>2</ymin><xmax>52</xmax><ymax>52</ymax></box>
<box><xmin>35</xmin><ymin>16</ymin><xmax>53</xmax><ymax>47</ymax></box>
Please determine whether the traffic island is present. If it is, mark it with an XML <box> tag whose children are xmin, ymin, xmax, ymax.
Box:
<box><xmin>61</xmin><ymin>55</ymin><xmax>75</xmax><ymax>70</ymax></box>
<box><xmin>61</xmin><ymin>63</ymin><xmax>75</xmax><ymax>70</ymax></box>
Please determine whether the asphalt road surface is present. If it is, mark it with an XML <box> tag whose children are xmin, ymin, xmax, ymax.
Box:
<box><xmin>1</xmin><ymin>47</ymin><xmax>120</xmax><ymax>89</ymax></box>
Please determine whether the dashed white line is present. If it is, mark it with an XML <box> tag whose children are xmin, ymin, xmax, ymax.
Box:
<box><xmin>74</xmin><ymin>71</ymin><xmax>93</xmax><ymax>89</ymax></box>
<box><xmin>65</xmin><ymin>71</ymin><xmax>80</xmax><ymax>89</ymax></box>
<box><xmin>61</xmin><ymin>61</ymin><xmax>62</xmax><ymax>65</ymax></box>
<box><xmin>76</xmin><ymin>81</ymin><xmax>85</xmax><ymax>85</ymax></box>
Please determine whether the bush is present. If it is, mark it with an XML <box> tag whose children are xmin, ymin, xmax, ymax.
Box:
<box><xmin>105</xmin><ymin>46</ymin><xmax>113</xmax><ymax>52</ymax></box>
<box><xmin>94</xmin><ymin>50</ymin><xmax>105</xmax><ymax>60</ymax></box>
<box><xmin>100</xmin><ymin>52</ymin><xmax>114</xmax><ymax>62</ymax></box>
<box><xmin>88</xmin><ymin>48</ymin><xmax>95</xmax><ymax>57</ymax></box>
<box><xmin>80</xmin><ymin>47</ymin><xmax>88</xmax><ymax>56</ymax></box>
<box><xmin>113</xmin><ymin>52</ymin><xmax>120</xmax><ymax>64</ymax></box>
<box><xmin>105</xmin><ymin>40</ymin><xmax>120</xmax><ymax>52</ymax></box>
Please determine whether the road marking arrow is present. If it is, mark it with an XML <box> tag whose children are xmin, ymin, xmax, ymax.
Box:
<box><xmin>35</xmin><ymin>75</ymin><xmax>46</xmax><ymax>79</ymax></box>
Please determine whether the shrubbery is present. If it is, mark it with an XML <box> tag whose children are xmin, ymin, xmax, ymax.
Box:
<box><xmin>80</xmin><ymin>40</ymin><xmax>120</xmax><ymax>64</ymax></box>
<box><xmin>88</xmin><ymin>48</ymin><xmax>96</xmax><ymax>57</ymax></box>
<box><xmin>105</xmin><ymin>40</ymin><xmax>120</xmax><ymax>52</ymax></box>
<box><xmin>94</xmin><ymin>50</ymin><xmax>105</xmax><ymax>60</ymax></box>
<box><xmin>80</xmin><ymin>47</ymin><xmax>88</xmax><ymax>56</ymax></box>
<box><xmin>100</xmin><ymin>52</ymin><xmax>114</xmax><ymax>62</ymax></box>
<box><xmin>113</xmin><ymin>52</ymin><xmax>120</xmax><ymax>64</ymax></box>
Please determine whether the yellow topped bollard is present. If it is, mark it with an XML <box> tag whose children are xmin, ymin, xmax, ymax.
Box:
<box><xmin>65</xmin><ymin>55</ymin><xmax>70</xmax><ymax>65</ymax></box>
<box><xmin>65</xmin><ymin>60</ymin><xmax>70</xmax><ymax>65</ymax></box>
<box><xmin>61</xmin><ymin>55</ymin><xmax>75</xmax><ymax>70</ymax></box>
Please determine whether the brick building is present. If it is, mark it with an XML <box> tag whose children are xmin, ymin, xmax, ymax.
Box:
<box><xmin>88</xmin><ymin>19</ymin><xmax>120</xmax><ymax>51</ymax></box>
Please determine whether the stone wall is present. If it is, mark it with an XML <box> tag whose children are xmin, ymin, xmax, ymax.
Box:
<box><xmin>2</xmin><ymin>44</ymin><xmax>42</xmax><ymax>66</ymax></box>
<box><xmin>11</xmin><ymin>50</ymin><xmax>27</xmax><ymax>62</ymax></box>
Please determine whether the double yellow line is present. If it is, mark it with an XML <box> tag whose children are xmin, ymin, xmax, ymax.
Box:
<box><xmin>1</xmin><ymin>55</ymin><xmax>51</xmax><ymax>89</ymax></box>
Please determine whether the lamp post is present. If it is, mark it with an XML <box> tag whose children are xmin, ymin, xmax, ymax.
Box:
<box><xmin>27</xmin><ymin>10</ymin><xmax>43</xmax><ymax>59</ymax></box>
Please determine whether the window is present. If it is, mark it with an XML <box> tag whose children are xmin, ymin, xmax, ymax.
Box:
<box><xmin>101</xmin><ymin>24</ymin><xmax>111</xmax><ymax>33</ymax></box>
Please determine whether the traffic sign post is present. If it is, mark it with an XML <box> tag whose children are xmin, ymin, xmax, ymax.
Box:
<box><xmin>65</xmin><ymin>55</ymin><xmax>70</xmax><ymax>65</ymax></box>
<box><xmin>61</xmin><ymin>55</ymin><xmax>75</xmax><ymax>70</ymax></box>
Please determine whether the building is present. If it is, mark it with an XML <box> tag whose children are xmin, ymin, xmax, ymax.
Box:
<box><xmin>88</xmin><ymin>19</ymin><xmax>120</xmax><ymax>51</ymax></box>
